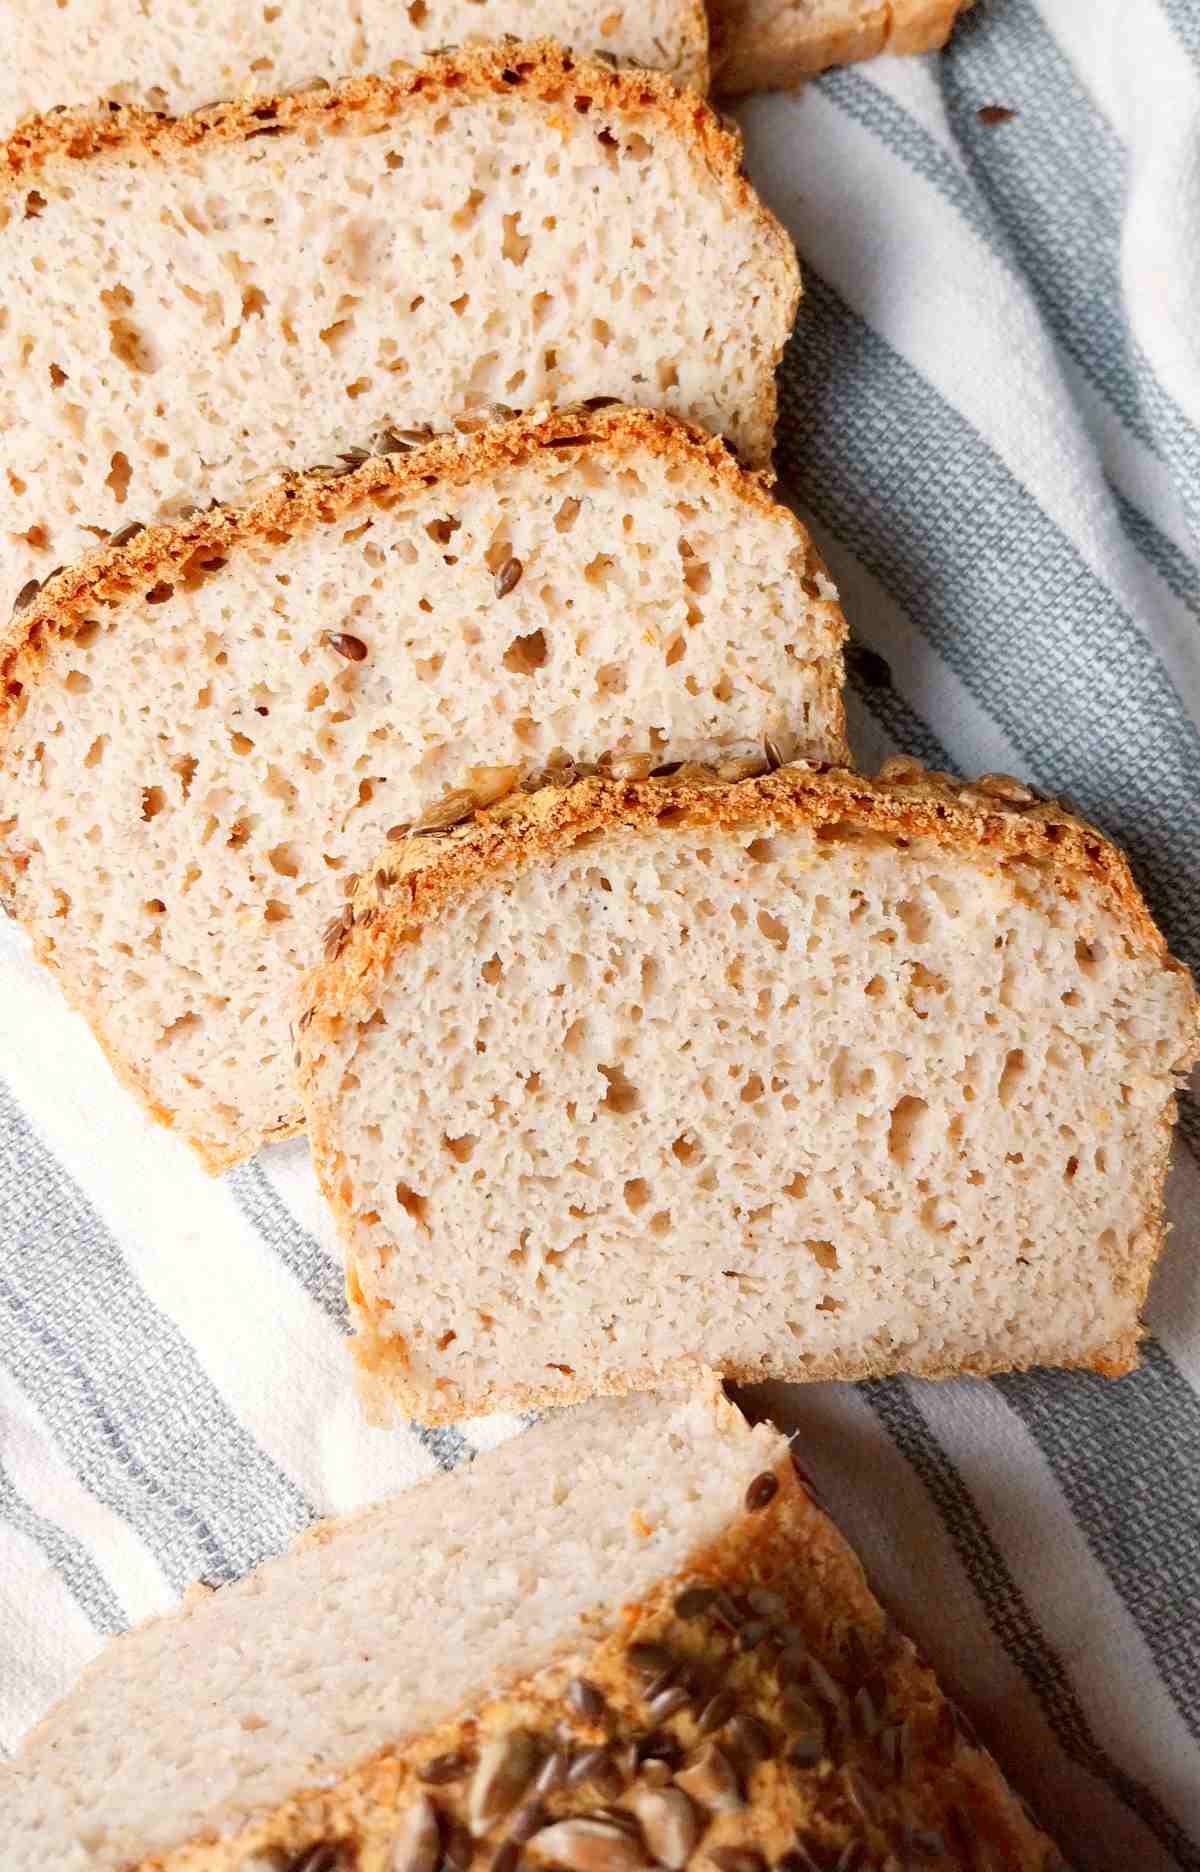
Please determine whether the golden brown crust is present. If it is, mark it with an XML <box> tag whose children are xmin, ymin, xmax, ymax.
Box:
<box><xmin>710</xmin><ymin>0</ymin><xmax>973</xmax><ymax>94</ymax></box>
<box><xmin>0</xmin><ymin>402</ymin><xmax>842</xmax><ymax>1172</ymax></box>
<box><xmin>297</xmin><ymin>758</ymin><xmax>1199</xmax><ymax>1406</ymax></box>
<box><xmin>0</xmin><ymin>41</ymin><xmax>797</xmax><ymax>470</ymax></box>
<box><xmin>0</xmin><ymin>401</ymin><xmax>815</xmax><ymax>716</ymax></box>
<box><xmin>85</xmin><ymin>1445</ymin><xmax>1061</xmax><ymax>1871</ymax></box>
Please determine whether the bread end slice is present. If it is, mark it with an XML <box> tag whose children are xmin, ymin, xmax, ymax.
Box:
<box><xmin>711</xmin><ymin>0</ymin><xmax>974</xmax><ymax>93</ymax></box>
<box><xmin>2</xmin><ymin>1382</ymin><xmax>1064</xmax><ymax>1872</ymax></box>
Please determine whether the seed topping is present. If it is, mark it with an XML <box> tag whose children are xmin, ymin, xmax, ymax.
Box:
<box><xmin>495</xmin><ymin>557</ymin><xmax>524</xmax><ymax>597</ymax></box>
<box><xmin>625</xmin><ymin>1787</ymin><xmax>700</xmax><ymax>1869</ymax></box>
<box><xmin>390</xmin><ymin>1796</ymin><xmax>441</xmax><ymax>1872</ymax></box>
<box><xmin>567</xmin><ymin>1677</ymin><xmax>608</xmax><ymax>1721</ymax></box>
<box><xmin>744</xmin><ymin>1474</ymin><xmax>779</xmax><ymax>1514</ymax></box>
<box><xmin>467</xmin><ymin>1731</ymin><xmax>539</xmax><ymax>1836</ymax></box>
<box><xmin>419</xmin><ymin>1749</ymin><xmax>476</xmax><ymax>1785</ymax></box>
<box><xmin>674</xmin><ymin>1742</ymin><xmax>742</xmax><ymax>1813</ymax></box>
<box><xmin>527</xmin><ymin>1816</ymin><xmax>647</xmax><ymax>1872</ymax></box>
<box><xmin>323</xmin><ymin>631</ymin><xmax>368</xmax><ymax>661</ymax></box>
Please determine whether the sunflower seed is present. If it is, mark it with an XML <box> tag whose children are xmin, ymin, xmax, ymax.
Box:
<box><xmin>509</xmin><ymin>1801</ymin><xmax>546</xmax><ymax>1845</ymax></box>
<box><xmin>763</xmin><ymin>736</ymin><xmax>786</xmax><ymax>771</ymax></box>
<box><xmin>323</xmin><ymin>913</ymin><xmax>349</xmax><ymax>959</ymax></box>
<box><xmin>386</xmin><ymin>823</ymin><xmax>412</xmax><ymax>841</ymax></box>
<box><xmin>495</xmin><ymin>557</ymin><xmax>523</xmax><ymax>597</ymax></box>
<box><xmin>420</xmin><ymin>1750</ymin><xmax>476</xmax><ymax>1785</ymax></box>
<box><xmin>696</xmin><ymin>1690</ymin><xmax>737</xmax><ymax>1735</ymax></box>
<box><xmin>339</xmin><ymin>447</ymin><xmax>371</xmax><ymax>466</ymax></box>
<box><xmin>623</xmin><ymin>1788</ymin><xmax>698</xmax><ymax>1870</ymax></box>
<box><xmin>877</xmin><ymin>754</ymin><xmax>924</xmax><ymax>783</ymax></box>
<box><xmin>323</xmin><ymin>631</ymin><xmax>368</xmax><ymax>661</ymax></box>
<box><xmin>467</xmin><ymin>1731</ymin><xmax>539</xmax><ymax>1836</ymax></box>
<box><xmin>909</xmin><ymin>1830</ymin><xmax>945</xmax><ymax>1860</ymax></box>
<box><xmin>675</xmin><ymin>1742</ymin><xmax>742</xmax><ymax>1813</ymax></box>
<box><xmin>785</xmin><ymin>1726</ymin><xmax>825</xmax><ymax>1771</ymax></box>
<box><xmin>603</xmin><ymin>751</ymin><xmax>657</xmax><ymax>781</ymax></box>
<box><xmin>737</xmin><ymin>1621</ymin><xmax>772</xmax><ymax>1653</ymax></box>
<box><xmin>710</xmin><ymin>1592</ymin><xmax>743</xmax><ymax>1631</ymax></box>
<box><xmin>290</xmin><ymin>1849</ymin><xmax>343</xmax><ymax>1872</ymax></box>
<box><xmin>466</xmin><ymin>764</ymin><xmax>521</xmax><ymax>808</ymax></box>
<box><xmin>390</xmin><ymin>1796</ymin><xmax>441</xmax><ymax>1872</ymax></box>
<box><xmin>716</xmin><ymin>754</ymin><xmax>769</xmax><ymax>782</ymax></box>
<box><xmin>674</xmin><ymin>1586</ymin><xmax>718</xmax><ymax>1620</ymax></box>
<box><xmin>109</xmin><ymin>521</ymin><xmax>146</xmax><ymax>547</ymax></box>
<box><xmin>726</xmin><ymin>1715</ymin><xmax>772</xmax><ymax>1765</ymax></box>
<box><xmin>613</xmin><ymin>1741</ymin><xmax>640</xmax><ymax>1782</ymax></box>
<box><xmin>12</xmin><ymin>578</ymin><xmax>40</xmax><ymax>614</ymax></box>
<box><xmin>567</xmin><ymin>1746</ymin><xmax>622</xmax><ymax>1797</ymax></box>
<box><xmin>976</xmin><ymin>771</ymin><xmax>1035</xmax><ymax>805</ymax></box>
<box><xmin>533</xmin><ymin>1750</ymin><xmax>568</xmax><ymax>1796</ymax></box>
<box><xmin>775</xmin><ymin>1851</ymin><xmax>820</xmax><ymax>1872</ymax></box>
<box><xmin>645</xmin><ymin>1685</ymin><xmax>690</xmax><ymax>1721</ymax></box>
<box><xmin>442</xmin><ymin>1818</ymin><xmax>475</xmax><ymax>1872</ymax></box>
<box><xmin>776</xmin><ymin>1647</ymin><xmax>808</xmax><ymax>1687</ymax></box>
<box><xmin>567</xmin><ymin>1678</ymin><xmax>606</xmax><ymax>1720</ymax></box>
<box><xmin>744</xmin><ymin>1474</ymin><xmax>779</xmax><ymax>1513</ymax></box>
<box><xmin>807</xmin><ymin>1659</ymin><xmax>850</xmax><ymax>1726</ymax></box>
<box><xmin>637</xmin><ymin>1730</ymin><xmax>683</xmax><ymax>1771</ymax></box>
<box><xmin>412</xmin><ymin>789</ymin><xmax>477</xmax><ymax>835</ymax></box>
<box><xmin>842</xmin><ymin>1767</ymin><xmax>878</xmax><ymax>1823</ymax></box>
<box><xmin>644</xmin><ymin>1664</ymin><xmax>679</xmax><ymax>1703</ymax></box>
<box><xmin>708</xmin><ymin>1851</ymin><xmax>766</xmax><ymax>1872</ymax></box>
<box><xmin>852</xmin><ymin>1686</ymin><xmax>880</xmax><ymax>1740</ymax></box>
<box><xmin>490</xmin><ymin>1846</ymin><xmax>518</xmax><ymax>1872</ymax></box>
<box><xmin>745</xmin><ymin>1589</ymin><xmax>786</xmax><ymax>1619</ymax></box>
<box><xmin>527</xmin><ymin>1817</ymin><xmax>647</xmax><ymax>1872</ymax></box>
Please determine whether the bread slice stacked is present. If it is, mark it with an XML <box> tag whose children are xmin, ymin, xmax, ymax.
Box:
<box><xmin>0</xmin><ymin>0</ymin><xmax>710</xmax><ymax>133</ymax></box>
<box><xmin>0</xmin><ymin>1382</ymin><xmax>1065</xmax><ymax>1872</ymax></box>
<box><xmin>0</xmin><ymin>43</ymin><xmax>798</xmax><ymax>611</ymax></box>
<box><xmin>709</xmin><ymin>0</ymin><xmax>973</xmax><ymax>93</ymax></box>
<box><xmin>0</xmin><ymin>406</ymin><xmax>847</xmax><ymax>1168</ymax></box>
<box><xmin>297</xmin><ymin>762</ymin><xmax>1200</xmax><ymax>1420</ymax></box>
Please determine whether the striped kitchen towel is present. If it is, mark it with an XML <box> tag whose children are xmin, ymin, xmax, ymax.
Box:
<box><xmin>0</xmin><ymin>1</ymin><xmax>1197</xmax><ymax>1866</ymax></box>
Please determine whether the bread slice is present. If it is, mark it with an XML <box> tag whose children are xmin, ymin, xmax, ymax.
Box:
<box><xmin>297</xmin><ymin>760</ymin><xmax>1200</xmax><ymax>1421</ymax></box>
<box><xmin>1</xmin><ymin>1</ymin><xmax>708</xmax><ymax>135</ymax></box>
<box><xmin>1</xmin><ymin>1381</ymin><xmax>1064</xmax><ymax>1872</ymax></box>
<box><xmin>0</xmin><ymin>403</ymin><xmax>848</xmax><ymax>1171</ymax></box>
<box><xmin>0</xmin><ymin>44</ymin><xmax>798</xmax><ymax>613</ymax></box>
<box><xmin>710</xmin><ymin>0</ymin><xmax>972</xmax><ymax>92</ymax></box>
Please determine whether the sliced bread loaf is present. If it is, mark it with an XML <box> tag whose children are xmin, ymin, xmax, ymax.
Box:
<box><xmin>0</xmin><ymin>44</ymin><xmax>798</xmax><ymax>612</ymax></box>
<box><xmin>0</xmin><ymin>404</ymin><xmax>848</xmax><ymax>1170</ymax></box>
<box><xmin>298</xmin><ymin>761</ymin><xmax>1200</xmax><ymax>1420</ymax></box>
<box><xmin>0</xmin><ymin>1381</ymin><xmax>1064</xmax><ymax>1872</ymax></box>
<box><xmin>710</xmin><ymin>0</ymin><xmax>971</xmax><ymax>92</ymax></box>
<box><xmin>1</xmin><ymin>1</ymin><xmax>708</xmax><ymax>135</ymax></box>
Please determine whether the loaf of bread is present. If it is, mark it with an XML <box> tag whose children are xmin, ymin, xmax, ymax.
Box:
<box><xmin>0</xmin><ymin>43</ymin><xmax>798</xmax><ymax>611</ymax></box>
<box><xmin>297</xmin><ymin>760</ymin><xmax>1199</xmax><ymax>1421</ymax></box>
<box><xmin>0</xmin><ymin>404</ymin><xmax>848</xmax><ymax>1170</ymax></box>
<box><xmin>0</xmin><ymin>1382</ymin><xmax>1065</xmax><ymax>1871</ymax></box>
<box><xmin>1</xmin><ymin>1</ymin><xmax>708</xmax><ymax>135</ymax></box>
<box><xmin>710</xmin><ymin>0</ymin><xmax>971</xmax><ymax>92</ymax></box>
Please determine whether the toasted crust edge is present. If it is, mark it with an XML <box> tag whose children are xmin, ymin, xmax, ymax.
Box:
<box><xmin>296</xmin><ymin>760</ymin><xmax>1199</xmax><ymax>1413</ymax></box>
<box><xmin>0</xmin><ymin>403</ymin><xmax>845</xmax><ymax>1171</ymax></box>
<box><xmin>711</xmin><ymin>0</ymin><xmax>973</xmax><ymax>94</ymax></box>
<box><xmin>10</xmin><ymin>1407</ymin><xmax>1061</xmax><ymax>1872</ymax></box>
<box><xmin>1</xmin><ymin>40</ymin><xmax>797</xmax><ymax>469</ymax></box>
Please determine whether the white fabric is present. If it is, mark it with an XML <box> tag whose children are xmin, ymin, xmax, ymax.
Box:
<box><xmin>0</xmin><ymin>4</ymin><xmax>1198</xmax><ymax>1866</ymax></box>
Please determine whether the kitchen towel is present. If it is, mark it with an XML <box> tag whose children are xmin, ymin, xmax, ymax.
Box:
<box><xmin>0</xmin><ymin>2</ymin><xmax>1197</xmax><ymax>1866</ymax></box>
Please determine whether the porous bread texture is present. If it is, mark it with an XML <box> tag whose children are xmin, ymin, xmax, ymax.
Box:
<box><xmin>0</xmin><ymin>0</ymin><xmax>709</xmax><ymax>135</ymax></box>
<box><xmin>0</xmin><ymin>43</ymin><xmax>799</xmax><ymax>610</ymax></box>
<box><xmin>0</xmin><ymin>404</ymin><xmax>847</xmax><ymax>1171</ymax></box>
<box><xmin>0</xmin><ymin>1383</ymin><xmax>1062</xmax><ymax>1872</ymax></box>
<box><xmin>298</xmin><ymin>763</ymin><xmax>1200</xmax><ymax>1420</ymax></box>
<box><xmin>709</xmin><ymin>0</ymin><xmax>971</xmax><ymax>92</ymax></box>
